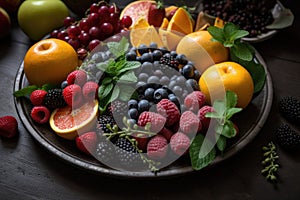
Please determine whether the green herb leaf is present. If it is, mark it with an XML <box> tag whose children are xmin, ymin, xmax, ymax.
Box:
<box><xmin>118</xmin><ymin>71</ymin><xmax>138</xmax><ymax>83</ymax></box>
<box><xmin>117</xmin><ymin>61</ymin><xmax>141</xmax><ymax>75</ymax></box>
<box><xmin>226</xmin><ymin>107</ymin><xmax>242</xmax><ymax>120</ymax></box>
<box><xmin>223</xmin><ymin>22</ymin><xmax>239</xmax><ymax>39</ymax></box>
<box><xmin>216</xmin><ymin>134</ymin><xmax>227</xmax><ymax>152</ymax></box>
<box><xmin>221</xmin><ymin>121</ymin><xmax>236</xmax><ymax>138</ymax></box>
<box><xmin>212</xmin><ymin>99</ymin><xmax>226</xmax><ymax>116</ymax></box>
<box><xmin>118</xmin><ymin>85</ymin><xmax>135</xmax><ymax>101</ymax></box>
<box><xmin>96</xmin><ymin>61</ymin><xmax>109</xmax><ymax>71</ymax></box>
<box><xmin>107</xmin><ymin>37</ymin><xmax>129</xmax><ymax>58</ymax></box>
<box><xmin>230</xmin><ymin>30</ymin><xmax>249</xmax><ymax>41</ymax></box>
<box><xmin>205</xmin><ymin>112</ymin><xmax>222</xmax><ymax>119</ymax></box>
<box><xmin>13</xmin><ymin>85</ymin><xmax>38</xmax><ymax>98</ymax></box>
<box><xmin>207</xmin><ymin>26</ymin><xmax>225</xmax><ymax>43</ymax></box>
<box><xmin>41</xmin><ymin>83</ymin><xmax>56</xmax><ymax>91</ymax></box>
<box><xmin>102</xmin><ymin>77</ymin><xmax>112</xmax><ymax>85</ymax></box>
<box><xmin>230</xmin><ymin>42</ymin><xmax>253</xmax><ymax>61</ymax></box>
<box><xmin>109</xmin><ymin>85</ymin><xmax>120</xmax><ymax>103</ymax></box>
<box><xmin>225</xmin><ymin>90</ymin><xmax>238</xmax><ymax>108</ymax></box>
<box><xmin>98</xmin><ymin>83</ymin><xmax>114</xmax><ymax>99</ymax></box>
<box><xmin>189</xmin><ymin>134</ymin><xmax>216</xmax><ymax>170</ymax></box>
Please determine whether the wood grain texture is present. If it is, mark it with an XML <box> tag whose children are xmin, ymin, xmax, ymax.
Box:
<box><xmin>1</xmin><ymin>1</ymin><xmax>300</xmax><ymax>199</ymax></box>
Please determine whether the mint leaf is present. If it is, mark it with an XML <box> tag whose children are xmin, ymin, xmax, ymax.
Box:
<box><xmin>41</xmin><ymin>84</ymin><xmax>56</xmax><ymax>91</ymax></box>
<box><xmin>107</xmin><ymin>37</ymin><xmax>129</xmax><ymax>58</ymax></box>
<box><xmin>102</xmin><ymin>77</ymin><xmax>112</xmax><ymax>85</ymax></box>
<box><xmin>230</xmin><ymin>30</ymin><xmax>249</xmax><ymax>41</ymax></box>
<box><xmin>118</xmin><ymin>71</ymin><xmax>137</xmax><ymax>83</ymax></box>
<box><xmin>226</xmin><ymin>107</ymin><xmax>242</xmax><ymax>120</ymax></box>
<box><xmin>109</xmin><ymin>85</ymin><xmax>120</xmax><ymax>103</ymax></box>
<box><xmin>118</xmin><ymin>85</ymin><xmax>135</xmax><ymax>101</ymax></box>
<box><xmin>98</xmin><ymin>83</ymin><xmax>114</xmax><ymax>99</ymax></box>
<box><xmin>225</xmin><ymin>90</ymin><xmax>238</xmax><ymax>108</ymax></box>
<box><xmin>205</xmin><ymin>112</ymin><xmax>222</xmax><ymax>119</ymax></box>
<box><xmin>216</xmin><ymin>134</ymin><xmax>227</xmax><ymax>152</ymax></box>
<box><xmin>13</xmin><ymin>85</ymin><xmax>38</xmax><ymax>98</ymax></box>
<box><xmin>223</xmin><ymin>22</ymin><xmax>239</xmax><ymax>39</ymax></box>
<box><xmin>96</xmin><ymin>61</ymin><xmax>109</xmax><ymax>71</ymax></box>
<box><xmin>117</xmin><ymin>61</ymin><xmax>141</xmax><ymax>75</ymax></box>
<box><xmin>230</xmin><ymin>42</ymin><xmax>253</xmax><ymax>61</ymax></box>
<box><xmin>212</xmin><ymin>99</ymin><xmax>226</xmax><ymax>116</ymax></box>
<box><xmin>189</xmin><ymin>134</ymin><xmax>216</xmax><ymax>170</ymax></box>
<box><xmin>207</xmin><ymin>26</ymin><xmax>225</xmax><ymax>43</ymax></box>
<box><xmin>221</xmin><ymin>121</ymin><xmax>236</xmax><ymax>138</ymax></box>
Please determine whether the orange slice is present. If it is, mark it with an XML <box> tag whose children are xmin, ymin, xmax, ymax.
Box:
<box><xmin>120</xmin><ymin>0</ymin><xmax>155</xmax><ymax>28</ymax></box>
<box><xmin>167</xmin><ymin>7</ymin><xmax>194</xmax><ymax>35</ymax></box>
<box><xmin>49</xmin><ymin>100</ymin><xmax>98</xmax><ymax>140</ymax></box>
<box><xmin>160</xmin><ymin>18</ymin><xmax>169</xmax><ymax>29</ymax></box>
<box><xmin>137</xmin><ymin>25</ymin><xmax>163</xmax><ymax>47</ymax></box>
<box><xmin>130</xmin><ymin>17</ymin><xmax>150</xmax><ymax>47</ymax></box>
<box><xmin>158</xmin><ymin>29</ymin><xmax>184</xmax><ymax>51</ymax></box>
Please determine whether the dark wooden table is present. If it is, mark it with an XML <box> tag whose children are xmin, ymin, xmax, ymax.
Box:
<box><xmin>1</xmin><ymin>1</ymin><xmax>300</xmax><ymax>199</ymax></box>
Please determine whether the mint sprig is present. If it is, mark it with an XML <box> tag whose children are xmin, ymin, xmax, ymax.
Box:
<box><xmin>13</xmin><ymin>83</ymin><xmax>57</xmax><ymax>98</ymax></box>
<box><xmin>90</xmin><ymin>37</ymin><xmax>140</xmax><ymax>113</ymax></box>
<box><xmin>207</xmin><ymin>23</ymin><xmax>266</xmax><ymax>93</ymax></box>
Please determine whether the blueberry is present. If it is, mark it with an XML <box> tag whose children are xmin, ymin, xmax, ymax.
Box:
<box><xmin>176</xmin><ymin>76</ymin><xmax>186</xmax><ymax>86</ymax></box>
<box><xmin>127</xmin><ymin>118</ymin><xmax>137</xmax><ymax>127</ymax></box>
<box><xmin>170</xmin><ymin>51</ymin><xmax>177</xmax><ymax>57</ymax></box>
<box><xmin>136</xmin><ymin>81</ymin><xmax>147</xmax><ymax>93</ymax></box>
<box><xmin>158</xmin><ymin>47</ymin><xmax>168</xmax><ymax>54</ymax></box>
<box><xmin>147</xmin><ymin>76</ymin><xmax>160</xmax><ymax>84</ymax></box>
<box><xmin>185</xmin><ymin>79</ymin><xmax>199</xmax><ymax>91</ymax></box>
<box><xmin>160</xmin><ymin>76</ymin><xmax>170</xmax><ymax>85</ymax></box>
<box><xmin>153</xmin><ymin>70</ymin><xmax>163</xmax><ymax>78</ymax></box>
<box><xmin>149</xmin><ymin>42</ymin><xmax>158</xmax><ymax>49</ymax></box>
<box><xmin>128</xmin><ymin>108</ymin><xmax>139</xmax><ymax>120</ymax></box>
<box><xmin>144</xmin><ymin>87</ymin><xmax>155</xmax><ymax>101</ymax></box>
<box><xmin>141</xmin><ymin>52</ymin><xmax>153</xmax><ymax>63</ymax></box>
<box><xmin>61</xmin><ymin>80</ymin><xmax>68</xmax><ymax>89</ymax></box>
<box><xmin>168</xmin><ymin>94</ymin><xmax>180</xmax><ymax>108</ymax></box>
<box><xmin>128</xmin><ymin>99</ymin><xmax>138</xmax><ymax>109</ymax></box>
<box><xmin>194</xmin><ymin>70</ymin><xmax>201</xmax><ymax>81</ymax></box>
<box><xmin>172</xmin><ymin>85</ymin><xmax>183</xmax><ymax>94</ymax></box>
<box><xmin>182</xmin><ymin>64</ymin><xmax>195</xmax><ymax>79</ymax></box>
<box><xmin>138</xmin><ymin>99</ymin><xmax>150</xmax><ymax>113</ymax></box>
<box><xmin>168</xmin><ymin>80</ymin><xmax>177</xmax><ymax>90</ymax></box>
<box><xmin>125</xmin><ymin>51</ymin><xmax>137</xmax><ymax>61</ymax></box>
<box><xmin>138</xmin><ymin>44</ymin><xmax>148</xmax><ymax>54</ymax></box>
<box><xmin>153</xmin><ymin>60</ymin><xmax>160</xmax><ymax>68</ymax></box>
<box><xmin>152</xmin><ymin>50</ymin><xmax>163</xmax><ymax>61</ymax></box>
<box><xmin>138</xmin><ymin>73</ymin><xmax>149</xmax><ymax>82</ymax></box>
<box><xmin>154</xmin><ymin>88</ymin><xmax>168</xmax><ymax>102</ymax></box>
<box><xmin>141</xmin><ymin>62</ymin><xmax>153</xmax><ymax>74</ymax></box>
<box><xmin>176</xmin><ymin>54</ymin><xmax>188</xmax><ymax>65</ymax></box>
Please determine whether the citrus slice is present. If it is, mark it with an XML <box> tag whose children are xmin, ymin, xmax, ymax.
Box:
<box><xmin>137</xmin><ymin>25</ymin><xmax>163</xmax><ymax>47</ymax></box>
<box><xmin>160</xmin><ymin>18</ymin><xmax>169</xmax><ymax>29</ymax></box>
<box><xmin>120</xmin><ymin>0</ymin><xmax>155</xmax><ymax>28</ymax></box>
<box><xmin>49</xmin><ymin>100</ymin><xmax>99</xmax><ymax>140</ymax></box>
<box><xmin>167</xmin><ymin>7</ymin><xmax>194</xmax><ymax>35</ymax></box>
<box><xmin>130</xmin><ymin>17</ymin><xmax>150</xmax><ymax>47</ymax></box>
<box><xmin>158</xmin><ymin>29</ymin><xmax>184</xmax><ymax>51</ymax></box>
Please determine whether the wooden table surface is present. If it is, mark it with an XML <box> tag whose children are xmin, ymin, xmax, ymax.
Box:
<box><xmin>1</xmin><ymin>1</ymin><xmax>300</xmax><ymax>199</ymax></box>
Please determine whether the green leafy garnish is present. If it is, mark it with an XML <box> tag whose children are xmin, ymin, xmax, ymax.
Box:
<box><xmin>13</xmin><ymin>83</ymin><xmax>57</xmax><ymax>98</ymax></box>
<box><xmin>205</xmin><ymin>91</ymin><xmax>242</xmax><ymax>152</ymax></box>
<box><xmin>261</xmin><ymin>142</ymin><xmax>280</xmax><ymax>183</ymax></box>
<box><xmin>207</xmin><ymin>22</ymin><xmax>266</xmax><ymax>93</ymax></box>
<box><xmin>91</xmin><ymin>37</ymin><xmax>140</xmax><ymax>113</ymax></box>
<box><xmin>189</xmin><ymin>91</ymin><xmax>242</xmax><ymax>170</ymax></box>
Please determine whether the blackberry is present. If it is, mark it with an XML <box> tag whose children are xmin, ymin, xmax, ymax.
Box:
<box><xmin>43</xmin><ymin>88</ymin><xmax>66</xmax><ymax>110</ymax></box>
<box><xmin>279</xmin><ymin>96</ymin><xmax>300</xmax><ymax>124</ymax></box>
<box><xmin>115</xmin><ymin>137</ymin><xmax>142</xmax><ymax>169</ymax></box>
<box><xmin>275</xmin><ymin>123</ymin><xmax>300</xmax><ymax>151</ymax></box>
<box><xmin>108</xmin><ymin>100</ymin><xmax>127</xmax><ymax>117</ymax></box>
<box><xmin>159</xmin><ymin>53</ymin><xmax>179</xmax><ymax>69</ymax></box>
<box><xmin>95</xmin><ymin>140</ymin><xmax>116</xmax><ymax>164</ymax></box>
<box><xmin>97</xmin><ymin>115</ymin><xmax>116</xmax><ymax>134</ymax></box>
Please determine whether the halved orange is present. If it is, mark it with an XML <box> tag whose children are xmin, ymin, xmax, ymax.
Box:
<box><xmin>120</xmin><ymin>0</ymin><xmax>155</xmax><ymax>28</ymax></box>
<box><xmin>167</xmin><ymin>7</ymin><xmax>194</xmax><ymax>35</ymax></box>
<box><xmin>49</xmin><ymin>100</ymin><xmax>99</xmax><ymax>140</ymax></box>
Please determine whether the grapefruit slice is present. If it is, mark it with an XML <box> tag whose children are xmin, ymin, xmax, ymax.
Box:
<box><xmin>120</xmin><ymin>0</ymin><xmax>156</xmax><ymax>28</ymax></box>
<box><xmin>167</xmin><ymin>7</ymin><xmax>194</xmax><ymax>35</ymax></box>
<box><xmin>49</xmin><ymin>100</ymin><xmax>98</xmax><ymax>140</ymax></box>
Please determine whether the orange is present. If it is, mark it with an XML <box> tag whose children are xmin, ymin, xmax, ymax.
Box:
<box><xmin>49</xmin><ymin>100</ymin><xmax>99</xmax><ymax>140</ymax></box>
<box><xmin>176</xmin><ymin>30</ymin><xmax>229</xmax><ymax>73</ymax></box>
<box><xmin>199</xmin><ymin>62</ymin><xmax>254</xmax><ymax>108</ymax></box>
<box><xmin>167</xmin><ymin>7</ymin><xmax>193</xmax><ymax>35</ymax></box>
<box><xmin>160</xmin><ymin>18</ymin><xmax>169</xmax><ymax>29</ymax></box>
<box><xmin>120</xmin><ymin>0</ymin><xmax>155</xmax><ymax>28</ymax></box>
<box><xmin>24</xmin><ymin>38</ymin><xmax>78</xmax><ymax>87</ymax></box>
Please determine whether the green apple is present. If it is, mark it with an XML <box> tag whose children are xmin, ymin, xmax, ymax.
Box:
<box><xmin>18</xmin><ymin>0</ymin><xmax>69</xmax><ymax>41</ymax></box>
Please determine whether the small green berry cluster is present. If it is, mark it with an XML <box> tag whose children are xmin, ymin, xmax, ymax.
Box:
<box><xmin>261</xmin><ymin>142</ymin><xmax>280</xmax><ymax>183</ymax></box>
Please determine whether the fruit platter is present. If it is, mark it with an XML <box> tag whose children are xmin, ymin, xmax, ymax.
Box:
<box><xmin>14</xmin><ymin>0</ymin><xmax>273</xmax><ymax>178</ymax></box>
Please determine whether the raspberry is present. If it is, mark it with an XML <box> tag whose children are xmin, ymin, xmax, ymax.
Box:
<box><xmin>180</xmin><ymin>111</ymin><xmax>202</xmax><ymax>135</ymax></box>
<box><xmin>63</xmin><ymin>84</ymin><xmax>83</xmax><ymax>108</ymax></box>
<box><xmin>132</xmin><ymin>133</ymin><xmax>149</xmax><ymax>152</ymax></box>
<box><xmin>184</xmin><ymin>91</ymin><xmax>206</xmax><ymax>112</ymax></box>
<box><xmin>30</xmin><ymin>90</ymin><xmax>47</xmax><ymax>106</ymax></box>
<box><xmin>158</xmin><ymin>127</ymin><xmax>173</xmax><ymax>142</ymax></box>
<box><xmin>43</xmin><ymin>88</ymin><xmax>66</xmax><ymax>110</ymax></box>
<box><xmin>197</xmin><ymin>105</ymin><xmax>215</xmax><ymax>129</ymax></box>
<box><xmin>66</xmin><ymin>70</ymin><xmax>87</xmax><ymax>86</ymax></box>
<box><xmin>75</xmin><ymin>132</ymin><xmax>98</xmax><ymax>155</ymax></box>
<box><xmin>279</xmin><ymin>96</ymin><xmax>300</xmax><ymax>124</ymax></box>
<box><xmin>147</xmin><ymin>135</ymin><xmax>168</xmax><ymax>160</ymax></box>
<box><xmin>170</xmin><ymin>132</ymin><xmax>191</xmax><ymax>156</ymax></box>
<box><xmin>82</xmin><ymin>81</ymin><xmax>99</xmax><ymax>101</ymax></box>
<box><xmin>30</xmin><ymin>106</ymin><xmax>51</xmax><ymax>124</ymax></box>
<box><xmin>275</xmin><ymin>123</ymin><xmax>300</xmax><ymax>151</ymax></box>
<box><xmin>137</xmin><ymin>111</ymin><xmax>166</xmax><ymax>133</ymax></box>
<box><xmin>0</xmin><ymin>116</ymin><xmax>18</xmax><ymax>138</ymax></box>
<box><xmin>156</xmin><ymin>99</ymin><xmax>180</xmax><ymax>127</ymax></box>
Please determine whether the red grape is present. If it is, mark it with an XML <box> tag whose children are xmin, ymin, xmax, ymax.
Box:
<box><xmin>68</xmin><ymin>38</ymin><xmax>80</xmax><ymax>50</ymax></box>
<box><xmin>109</xmin><ymin>12</ymin><xmax>119</xmax><ymax>25</ymax></box>
<box><xmin>78</xmin><ymin>32</ymin><xmax>91</xmax><ymax>46</ymax></box>
<box><xmin>89</xmin><ymin>3</ymin><xmax>100</xmax><ymax>13</ymax></box>
<box><xmin>89</xmin><ymin>39</ymin><xmax>101</xmax><ymax>51</ymax></box>
<box><xmin>101</xmin><ymin>22</ymin><xmax>113</xmax><ymax>35</ymax></box>
<box><xmin>109</xmin><ymin>4</ymin><xmax>120</xmax><ymax>14</ymax></box>
<box><xmin>121</xmin><ymin>16</ymin><xmax>132</xmax><ymax>28</ymax></box>
<box><xmin>87</xmin><ymin>13</ymin><xmax>100</xmax><ymax>26</ymax></box>
<box><xmin>98</xmin><ymin>5</ymin><xmax>109</xmax><ymax>19</ymax></box>
<box><xmin>67</xmin><ymin>25</ymin><xmax>81</xmax><ymax>39</ymax></box>
<box><xmin>63</xmin><ymin>16</ymin><xmax>75</xmax><ymax>27</ymax></box>
<box><xmin>89</xmin><ymin>26</ymin><xmax>101</xmax><ymax>39</ymax></box>
<box><xmin>50</xmin><ymin>29</ymin><xmax>59</xmax><ymax>38</ymax></box>
<box><xmin>79</xmin><ymin>19</ymin><xmax>91</xmax><ymax>32</ymax></box>
<box><xmin>57</xmin><ymin>30</ymin><xmax>68</xmax><ymax>40</ymax></box>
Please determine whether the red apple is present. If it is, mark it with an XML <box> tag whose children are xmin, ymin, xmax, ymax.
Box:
<box><xmin>0</xmin><ymin>7</ymin><xmax>10</xmax><ymax>38</ymax></box>
<box><xmin>0</xmin><ymin>0</ymin><xmax>22</xmax><ymax>13</ymax></box>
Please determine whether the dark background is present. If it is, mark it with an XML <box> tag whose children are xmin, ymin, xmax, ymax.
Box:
<box><xmin>1</xmin><ymin>0</ymin><xmax>300</xmax><ymax>199</ymax></box>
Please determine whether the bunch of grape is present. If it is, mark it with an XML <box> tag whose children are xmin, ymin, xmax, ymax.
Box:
<box><xmin>50</xmin><ymin>2</ymin><xmax>133</xmax><ymax>59</ymax></box>
<box><xmin>203</xmin><ymin>0</ymin><xmax>276</xmax><ymax>37</ymax></box>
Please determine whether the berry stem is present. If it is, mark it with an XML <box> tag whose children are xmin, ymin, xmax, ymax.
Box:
<box><xmin>261</xmin><ymin>142</ymin><xmax>280</xmax><ymax>183</ymax></box>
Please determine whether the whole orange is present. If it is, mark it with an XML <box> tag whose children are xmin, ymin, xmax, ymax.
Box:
<box><xmin>176</xmin><ymin>30</ymin><xmax>229</xmax><ymax>73</ymax></box>
<box><xmin>199</xmin><ymin>61</ymin><xmax>254</xmax><ymax>108</ymax></box>
<box><xmin>24</xmin><ymin>38</ymin><xmax>78</xmax><ymax>87</ymax></box>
